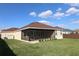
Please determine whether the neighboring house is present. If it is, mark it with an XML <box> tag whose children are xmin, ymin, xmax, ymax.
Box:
<box><xmin>1</xmin><ymin>28</ymin><xmax>21</xmax><ymax>40</ymax></box>
<box><xmin>0</xmin><ymin>22</ymin><xmax>63</xmax><ymax>41</ymax></box>
<box><xmin>62</xmin><ymin>29</ymin><xmax>73</xmax><ymax>34</ymax></box>
<box><xmin>73</xmin><ymin>29</ymin><xmax>79</xmax><ymax>34</ymax></box>
<box><xmin>54</xmin><ymin>26</ymin><xmax>73</xmax><ymax>34</ymax></box>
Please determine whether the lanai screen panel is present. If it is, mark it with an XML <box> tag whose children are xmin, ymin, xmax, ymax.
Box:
<box><xmin>21</xmin><ymin>29</ymin><xmax>54</xmax><ymax>41</ymax></box>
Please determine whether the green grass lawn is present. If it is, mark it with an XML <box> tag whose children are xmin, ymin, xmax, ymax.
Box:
<box><xmin>1</xmin><ymin>38</ymin><xmax>79</xmax><ymax>56</ymax></box>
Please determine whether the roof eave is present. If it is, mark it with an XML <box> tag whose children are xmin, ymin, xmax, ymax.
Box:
<box><xmin>20</xmin><ymin>27</ymin><xmax>59</xmax><ymax>30</ymax></box>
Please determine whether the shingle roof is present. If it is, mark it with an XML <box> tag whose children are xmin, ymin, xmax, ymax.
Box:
<box><xmin>21</xmin><ymin>22</ymin><xmax>62</xmax><ymax>30</ymax></box>
<box><xmin>1</xmin><ymin>28</ymin><xmax>20</xmax><ymax>32</ymax></box>
<box><xmin>1</xmin><ymin>22</ymin><xmax>63</xmax><ymax>32</ymax></box>
<box><xmin>55</xmin><ymin>26</ymin><xmax>73</xmax><ymax>32</ymax></box>
<box><xmin>63</xmin><ymin>29</ymin><xmax>73</xmax><ymax>32</ymax></box>
<box><xmin>22</xmin><ymin>22</ymin><xmax>54</xmax><ymax>28</ymax></box>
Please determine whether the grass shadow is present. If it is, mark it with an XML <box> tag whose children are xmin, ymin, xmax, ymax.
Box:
<box><xmin>0</xmin><ymin>38</ymin><xmax>16</xmax><ymax>56</ymax></box>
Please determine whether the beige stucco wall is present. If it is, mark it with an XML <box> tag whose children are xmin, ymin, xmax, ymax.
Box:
<box><xmin>55</xmin><ymin>30</ymin><xmax>63</xmax><ymax>39</ymax></box>
<box><xmin>1</xmin><ymin>31</ymin><xmax>21</xmax><ymax>40</ymax></box>
<box><xmin>1</xmin><ymin>30</ymin><xmax>63</xmax><ymax>40</ymax></box>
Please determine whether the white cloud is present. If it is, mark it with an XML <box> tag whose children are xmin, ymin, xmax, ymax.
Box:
<box><xmin>56</xmin><ymin>8</ymin><xmax>62</xmax><ymax>12</ymax></box>
<box><xmin>65</xmin><ymin>7</ymin><xmax>79</xmax><ymax>16</ymax></box>
<box><xmin>67</xmin><ymin>3</ymin><xmax>79</xmax><ymax>7</ymax></box>
<box><xmin>38</xmin><ymin>10</ymin><xmax>53</xmax><ymax>18</ymax></box>
<box><xmin>29</xmin><ymin>12</ymin><xmax>36</xmax><ymax>17</ymax></box>
<box><xmin>29</xmin><ymin>7</ymin><xmax>79</xmax><ymax>19</ymax></box>
<box><xmin>53</xmin><ymin>11</ymin><xmax>64</xmax><ymax>19</ymax></box>
<box><xmin>72</xmin><ymin>20</ymin><xmax>79</xmax><ymax>24</ymax></box>
<box><xmin>38</xmin><ymin>20</ymin><xmax>52</xmax><ymax>25</ymax></box>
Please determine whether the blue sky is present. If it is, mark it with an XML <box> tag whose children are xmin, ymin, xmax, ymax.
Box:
<box><xmin>0</xmin><ymin>3</ymin><xmax>79</xmax><ymax>30</ymax></box>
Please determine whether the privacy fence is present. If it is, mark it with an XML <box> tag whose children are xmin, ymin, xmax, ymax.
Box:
<box><xmin>63</xmin><ymin>34</ymin><xmax>79</xmax><ymax>39</ymax></box>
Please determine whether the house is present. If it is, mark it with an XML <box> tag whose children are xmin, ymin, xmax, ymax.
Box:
<box><xmin>20</xmin><ymin>22</ymin><xmax>63</xmax><ymax>41</ymax></box>
<box><xmin>0</xmin><ymin>22</ymin><xmax>63</xmax><ymax>41</ymax></box>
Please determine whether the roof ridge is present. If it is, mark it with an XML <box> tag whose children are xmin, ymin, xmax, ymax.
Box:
<box><xmin>21</xmin><ymin>22</ymin><xmax>54</xmax><ymax>29</ymax></box>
